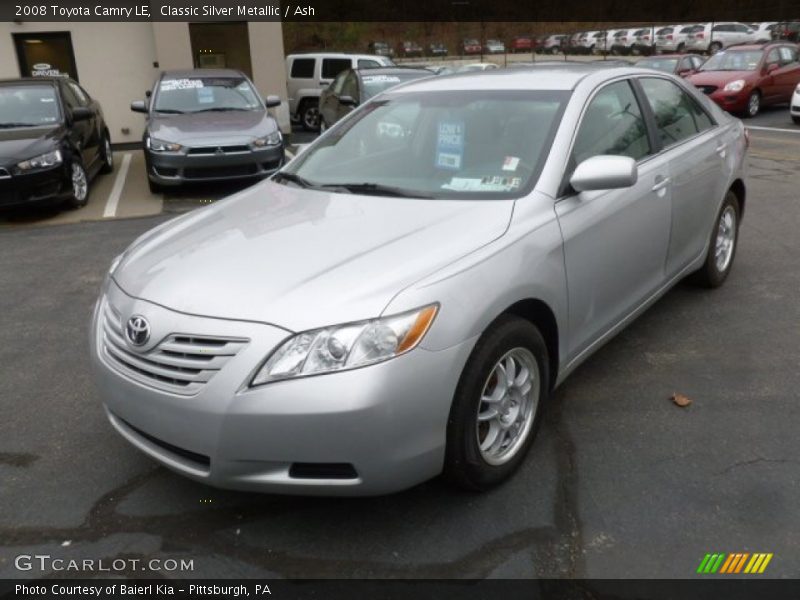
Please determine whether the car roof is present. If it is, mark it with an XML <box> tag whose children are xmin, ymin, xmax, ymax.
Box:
<box><xmin>287</xmin><ymin>52</ymin><xmax>386</xmax><ymax>60</ymax></box>
<box><xmin>355</xmin><ymin>67</ymin><xmax>432</xmax><ymax>76</ymax></box>
<box><xmin>0</xmin><ymin>77</ymin><xmax>65</xmax><ymax>85</ymax></box>
<box><xmin>391</xmin><ymin>63</ymin><xmax>635</xmax><ymax>93</ymax></box>
<box><xmin>724</xmin><ymin>44</ymin><xmax>778</xmax><ymax>51</ymax></box>
<box><xmin>161</xmin><ymin>69</ymin><xmax>245</xmax><ymax>79</ymax></box>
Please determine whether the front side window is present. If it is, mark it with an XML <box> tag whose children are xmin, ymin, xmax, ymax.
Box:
<box><xmin>322</xmin><ymin>58</ymin><xmax>352</xmax><ymax>80</ymax></box>
<box><xmin>358</xmin><ymin>59</ymin><xmax>380</xmax><ymax>69</ymax></box>
<box><xmin>67</xmin><ymin>81</ymin><xmax>89</xmax><ymax>106</ymax></box>
<box><xmin>572</xmin><ymin>80</ymin><xmax>650</xmax><ymax>165</ymax></box>
<box><xmin>639</xmin><ymin>78</ymin><xmax>713</xmax><ymax>147</ymax></box>
<box><xmin>153</xmin><ymin>77</ymin><xmax>261</xmax><ymax>114</ymax></box>
<box><xmin>360</xmin><ymin>71</ymin><xmax>431</xmax><ymax>100</ymax></box>
<box><xmin>281</xmin><ymin>90</ymin><xmax>569</xmax><ymax>200</ymax></box>
<box><xmin>291</xmin><ymin>58</ymin><xmax>315</xmax><ymax>79</ymax></box>
<box><xmin>638</xmin><ymin>58</ymin><xmax>679</xmax><ymax>72</ymax></box>
<box><xmin>700</xmin><ymin>50</ymin><xmax>763</xmax><ymax>71</ymax></box>
<box><xmin>0</xmin><ymin>84</ymin><xmax>61</xmax><ymax>127</ymax></box>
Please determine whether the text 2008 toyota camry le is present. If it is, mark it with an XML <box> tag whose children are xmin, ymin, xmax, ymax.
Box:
<box><xmin>91</xmin><ymin>65</ymin><xmax>747</xmax><ymax>495</ymax></box>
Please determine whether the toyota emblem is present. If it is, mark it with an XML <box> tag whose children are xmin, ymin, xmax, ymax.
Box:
<box><xmin>125</xmin><ymin>315</ymin><xmax>150</xmax><ymax>347</ymax></box>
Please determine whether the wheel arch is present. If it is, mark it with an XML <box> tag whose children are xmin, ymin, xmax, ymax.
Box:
<box><xmin>729</xmin><ymin>178</ymin><xmax>746</xmax><ymax>219</ymax></box>
<box><xmin>499</xmin><ymin>298</ymin><xmax>559</xmax><ymax>391</ymax></box>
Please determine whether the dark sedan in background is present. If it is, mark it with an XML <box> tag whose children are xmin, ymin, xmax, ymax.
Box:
<box><xmin>636</xmin><ymin>54</ymin><xmax>706</xmax><ymax>77</ymax></box>
<box><xmin>131</xmin><ymin>69</ymin><xmax>284</xmax><ymax>193</ymax></box>
<box><xmin>0</xmin><ymin>77</ymin><xmax>113</xmax><ymax>210</ymax></box>
<box><xmin>319</xmin><ymin>67</ymin><xmax>433</xmax><ymax>131</ymax></box>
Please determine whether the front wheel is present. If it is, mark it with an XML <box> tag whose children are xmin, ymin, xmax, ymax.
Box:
<box><xmin>444</xmin><ymin>316</ymin><xmax>550</xmax><ymax>491</ymax></box>
<box><xmin>300</xmin><ymin>100</ymin><xmax>320</xmax><ymax>132</ymax></box>
<box><xmin>709</xmin><ymin>42</ymin><xmax>722</xmax><ymax>54</ymax></box>
<box><xmin>744</xmin><ymin>91</ymin><xmax>761</xmax><ymax>118</ymax></box>
<box><xmin>99</xmin><ymin>132</ymin><xmax>114</xmax><ymax>174</ymax></box>
<box><xmin>691</xmin><ymin>191</ymin><xmax>740</xmax><ymax>288</ymax></box>
<box><xmin>66</xmin><ymin>160</ymin><xmax>89</xmax><ymax>209</ymax></box>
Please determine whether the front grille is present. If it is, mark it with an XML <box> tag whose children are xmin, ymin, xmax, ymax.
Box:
<box><xmin>697</xmin><ymin>85</ymin><xmax>717</xmax><ymax>95</ymax></box>
<box><xmin>120</xmin><ymin>417</ymin><xmax>211</xmax><ymax>469</ymax></box>
<box><xmin>187</xmin><ymin>145</ymin><xmax>250</xmax><ymax>155</ymax></box>
<box><xmin>184</xmin><ymin>164</ymin><xmax>258</xmax><ymax>179</ymax></box>
<box><xmin>101</xmin><ymin>301</ymin><xmax>248</xmax><ymax>395</ymax></box>
<box><xmin>289</xmin><ymin>463</ymin><xmax>359</xmax><ymax>480</ymax></box>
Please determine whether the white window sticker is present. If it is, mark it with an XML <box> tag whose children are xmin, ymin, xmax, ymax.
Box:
<box><xmin>197</xmin><ymin>88</ymin><xmax>214</xmax><ymax>104</ymax></box>
<box><xmin>435</xmin><ymin>120</ymin><xmax>465</xmax><ymax>170</ymax></box>
<box><xmin>160</xmin><ymin>79</ymin><xmax>204</xmax><ymax>91</ymax></box>
<box><xmin>442</xmin><ymin>176</ymin><xmax>522</xmax><ymax>192</ymax></box>
<box><xmin>502</xmin><ymin>156</ymin><xmax>520</xmax><ymax>171</ymax></box>
<box><xmin>363</xmin><ymin>75</ymin><xmax>401</xmax><ymax>83</ymax></box>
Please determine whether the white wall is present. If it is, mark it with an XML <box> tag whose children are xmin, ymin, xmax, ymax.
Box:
<box><xmin>0</xmin><ymin>22</ymin><xmax>159</xmax><ymax>144</ymax></box>
<box><xmin>248</xmin><ymin>22</ymin><xmax>291</xmax><ymax>133</ymax></box>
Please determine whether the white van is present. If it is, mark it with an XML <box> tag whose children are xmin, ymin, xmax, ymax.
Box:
<box><xmin>286</xmin><ymin>53</ymin><xmax>394</xmax><ymax>130</ymax></box>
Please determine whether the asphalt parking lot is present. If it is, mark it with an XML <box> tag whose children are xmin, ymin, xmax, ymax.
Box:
<box><xmin>1</xmin><ymin>113</ymin><xmax>799</xmax><ymax>580</ymax></box>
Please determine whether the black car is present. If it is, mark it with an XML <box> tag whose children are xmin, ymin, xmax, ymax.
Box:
<box><xmin>0</xmin><ymin>77</ymin><xmax>112</xmax><ymax>210</ymax></box>
<box><xmin>428</xmin><ymin>42</ymin><xmax>448</xmax><ymax>57</ymax></box>
<box><xmin>318</xmin><ymin>67</ymin><xmax>433</xmax><ymax>131</ymax></box>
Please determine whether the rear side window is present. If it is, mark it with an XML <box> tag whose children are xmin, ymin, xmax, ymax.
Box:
<box><xmin>291</xmin><ymin>58</ymin><xmax>315</xmax><ymax>79</ymax></box>
<box><xmin>322</xmin><ymin>58</ymin><xmax>352</xmax><ymax>79</ymax></box>
<box><xmin>573</xmin><ymin>80</ymin><xmax>651</xmax><ymax>164</ymax></box>
<box><xmin>639</xmin><ymin>78</ymin><xmax>713</xmax><ymax>147</ymax></box>
<box><xmin>779</xmin><ymin>46</ymin><xmax>798</xmax><ymax>64</ymax></box>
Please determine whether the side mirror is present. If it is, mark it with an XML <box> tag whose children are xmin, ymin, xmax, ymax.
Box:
<box><xmin>570</xmin><ymin>155</ymin><xmax>637</xmax><ymax>192</ymax></box>
<box><xmin>766</xmin><ymin>62</ymin><xmax>779</xmax><ymax>73</ymax></box>
<box><xmin>71</xmin><ymin>107</ymin><xmax>93</xmax><ymax>122</ymax></box>
<box><xmin>264</xmin><ymin>94</ymin><xmax>281</xmax><ymax>108</ymax></box>
<box><xmin>339</xmin><ymin>95</ymin><xmax>357</xmax><ymax>106</ymax></box>
<box><xmin>130</xmin><ymin>100</ymin><xmax>148</xmax><ymax>113</ymax></box>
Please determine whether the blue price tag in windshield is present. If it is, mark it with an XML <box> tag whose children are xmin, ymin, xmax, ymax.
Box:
<box><xmin>436</xmin><ymin>120</ymin><xmax>464</xmax><ymax>170</ymax></box>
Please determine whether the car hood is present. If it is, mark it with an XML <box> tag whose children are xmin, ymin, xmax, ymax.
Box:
<box><xmin>689</xmin><ymin>70</ymin><xmax>756</xmax><ymax>86</ymax></box>
<box><xmin>0</xmin><ymin>125</ymin><xmax>61</xmax><ymax>163</ymax></box>
<box><xmin>114</xmin><ymin>181</ymin><xmax>513</xmax><ymax>332</ymax></box>
<box><xmin>148</xmin><ymin>110</ymin><xmax>276</xmax><ymax>146</ymax></box>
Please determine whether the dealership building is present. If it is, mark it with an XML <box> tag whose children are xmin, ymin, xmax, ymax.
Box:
<box><xmin>0</xmin><ymin>21</ymin><xmax>291</xmax><ymax>142</ymax></box>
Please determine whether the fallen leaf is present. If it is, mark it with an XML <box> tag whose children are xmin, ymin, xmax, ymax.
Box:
<box><xmin>671</xmin><ymin>393</ymin><xmax>692</xmax><ymax>408</ymax></box>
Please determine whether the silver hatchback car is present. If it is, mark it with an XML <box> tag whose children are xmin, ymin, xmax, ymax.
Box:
<box><xmin>91</xmin><ymin>65</ymin><xmax>747</xmax><ymax>495</ymax></box>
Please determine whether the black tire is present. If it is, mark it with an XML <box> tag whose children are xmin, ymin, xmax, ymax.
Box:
<box><xmin>709</xmin><ymin>42</ymin><xmax>722</xmax><ymax>54</ymax></box>
<box><xmin>677</xmin><ymin>42</ymin><xmax>686</xmax><ymax>53</ymax></box>
<box><xmin>743</xmin><ymin>90</ymin><xmax>761</xmax><ymax>118</ymax></box>
<box><xmin>300</xmin><ymin>99</ymin><xmax>320</xmax><ymax>132</ymax></box>
<box><xmin>148</xmin><ymin>178</ymin><xmax>165</xmax><ymax>194</ymax></box>
<box><xmin>691</xmin><ymin>191</ymin><xmax>740</xmax><ymax>288</ymax></box>
<box><xmin>793</xmin><ymin>116</ymin><xmax>800</xmax><ymax>125</ymax></box>
<box><xmin>443</xmin><ymin>315</ymin><xmax>550</xmax><ymax>491</ymax></box>
<box><xmin>99</xmin><ymin>131</ymin><xmax>114</xmax><ymax>174</ymax></box>
<box><xmin>65</xmin><ymin>160</ymin><xmax>90</xmax><ymax>209</ymax></box>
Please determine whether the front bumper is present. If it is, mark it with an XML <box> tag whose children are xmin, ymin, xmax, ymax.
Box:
<box><xmin>90</xmin><ymin>281</ymin><xmax>475</xmax><ymax>496</ymax></box>
<box><xmin>703</xmin><ymin>88</ymin><xmax>750</xmax><ymax>113</ymax></box>
<box><xmin>146</xmin><ymin>144</ymin><xmax>284</xmax><ymax>187</ymax></box>
<box><xmin>0</xmin><ymin>163</ymin><xmax>70</xmax><ymax>208</ymax></box>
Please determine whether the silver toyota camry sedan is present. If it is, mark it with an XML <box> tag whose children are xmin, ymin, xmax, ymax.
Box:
<box><xmin>90</xmin><ymin>65</ymin><xmax>748</xmax><ymax>495</ymax></box>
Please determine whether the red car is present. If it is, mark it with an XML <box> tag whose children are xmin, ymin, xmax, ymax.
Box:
<box><xmin>462</xmin><ymin>38</ymin><xmax>482</xmax><ymax>55</ymax></box>
<box><xmin>636</xmin><ymin>54</ymin><xmax>705</xmax><ymax>77</ymax></box>
<box><xmin>688</xmin><ymin>43</ymin><xmax>800</xmax><ymax>117</ymax></box>
<box><xmin>510</xmin><ymin>36</ymin><xmax>533</xmax><ymax>53</ymax></box>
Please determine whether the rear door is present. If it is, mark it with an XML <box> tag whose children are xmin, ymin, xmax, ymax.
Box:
<box><xmin>320</xmin><ymin>57</ymin><xmax>352</xmax><ymax>89</ymax></box>
<box><xmin>774</xmin><ymin>46</ymin><xmax>800</xmax><ymax>100</ymax></box>
<box><xmin>59</xmin><ymin>80</ymin><xmax>98</xmax><ymax>168</ymax></box>
<box><xmin>287</xmin><ymin>57</ymin><xmax>316</xmax><ymax>112</ymax></box>
<box><xmin>556</xmin><ymin>79</ymin><xmax>671</xmax><ymax>357</ymax></box>
<box><xmin>636</xmin><ymin>76</ymin><xmax>724</xmax><ymax>276</ymax></box>
<box><xmin>320</xmin><ymin>70</ymin><xmax>347</xmax><ymax>127</ymax></box>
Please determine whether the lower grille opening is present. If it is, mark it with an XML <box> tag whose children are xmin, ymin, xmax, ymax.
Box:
<box><xmin>121</xmin><ymin>418</ymin><xmax>211</xmax><ymax>468</ymax></box>
<box><xmin>184</xmin><ymin>165</ymin><xmax>258</xmax><ymax>179</ymax></box>
<box><xmin>289</xmin><ymin>462</ymin><xmax>358</xmax><ymax>480</ymax></box>
<box><xmin>153</xmin><ymin>166</ymin><xmax>178</xmax><ymax>177</ymax></box>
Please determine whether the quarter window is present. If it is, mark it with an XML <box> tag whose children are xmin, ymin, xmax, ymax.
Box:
<box><xmin>639</xmin><ymin>78</ymin><xmax>713</xmax><ymax>147</ymax></box>
<box><xmin>572</xmin><ymin>80</ymin><xmax>651</xmax><ymax>165</ymax></box>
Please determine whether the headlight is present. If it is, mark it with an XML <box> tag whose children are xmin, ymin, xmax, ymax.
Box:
<box><xmin>723</xmin><ymin>79</ymin><xmax>746</xmax><ymax>93</ymax></box>
<box><xmin>16</xmin><ymin>149</ymin><xmax>62</xmax><ymax>172</ymax></box>
<box><xmin>146</xmin><ymin>137</ymin><xmax>182</xmax><ymax>152</ymax></box>
<box><xmin>252</xmin><ymin>131</ymin><xmax>282</xmax><ymax>147</ymax></box>
<box><xmin>250</xmin><ymin>304</ymin><xmax>438</xmax><ymax>386</ymax></box>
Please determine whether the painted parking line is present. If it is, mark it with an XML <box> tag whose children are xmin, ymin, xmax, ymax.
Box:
<box><xmin>746</xmin><ymin>125</ymin><xmax>800</xmax><ymax>135</ymax></box>
<box><xmin>103</xmin><ymin>153</ymin><xmax>132</xmax><ymax>218</ymax></box>
<box><xmin>285</xmin><ymin>148</ymin><xmax>295</xmax><ymax>159</ymax></box>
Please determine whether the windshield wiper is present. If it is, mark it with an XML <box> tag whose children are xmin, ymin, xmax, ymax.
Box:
<box><xmin>320</xmin><ymin>183</ymin><xmax>433</xmax><ymax>198</ymax></box>
<box><xmin>0</xmin><ymin>122</ymin><xmax>38</xmax><ymax>128</ymax></box>
<box><xmin>190</xmin><ymin>107</ymin><xmax>249</xmax><ymax>113</ymax></box>
<box><xmin>273</xmin><ymin>171</ymin><xmax>316</xmax><ymax>189</ymax></box>
<box><xmin>154</xmin><ymin>109</ymin><xmax>185</xmax><ymax>114</ymax></box>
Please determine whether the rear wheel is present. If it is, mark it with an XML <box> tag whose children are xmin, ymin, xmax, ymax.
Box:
<box><xmin>692</xmin><ymin>191</ymin><xmax>740</xmax><ymax>288</ymax></box>
<box><xmin>444</xmin><ymin>316</ymin><xmax>550</xmax><ymax>491</ymax></box>
<box><xmin>793</xmin><ymin>116</ymin><xmax>800</xmax><ymax>125</ymax></box>
<box><xmin>99</xmin><ymin>132</ymin><xmax>114</xmax><ymax>174</ymax></box>
<box><xmin>709</xmin><ymin>42</ymin><xmax>723</xmax><ymax>54</ymax></box>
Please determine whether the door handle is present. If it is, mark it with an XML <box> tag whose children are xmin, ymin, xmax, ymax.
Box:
<box><xmin>652</xmin><ymin>176</ymin><xmax>670</xmax><ymax>193</ymax></box>
<box><xmin>715</xmin><ymin>142</ymin><xmax>727</xmax><ymax>157</ymax></box>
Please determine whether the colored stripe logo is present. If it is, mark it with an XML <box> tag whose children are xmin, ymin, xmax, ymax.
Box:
<box><xmin>697</xmin><ymin>553</ymin><xmax>773</xmax><ymax>574</ymax></box>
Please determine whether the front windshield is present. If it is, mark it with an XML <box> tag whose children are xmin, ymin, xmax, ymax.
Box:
<box><xmin>153</xmin><ymin>76</ymin><xmax>262</xmax><ymax>114</ymax></box>
<box><xmin>0</xmin><ymin>84</ymin><xmax>60</xmax><ymax>128</ymax></box>
<box><xmin>638</xmin><ymin>58</ymin><xmax>679</xmax><ymax>72</ymax></box>
<box><xmin>700</xmin><ymin>51</ymin><xmax>762</xmax><ymax>71</ymax></box>
<box><xmin>280</xmin><ymin>89</ymin><xmax>569</xmax><ymax>200</ymax></box>
<box><xmin>361</xmin><ymin>72</ymin><xmax>431</xmax><ymax>100</ymax></box>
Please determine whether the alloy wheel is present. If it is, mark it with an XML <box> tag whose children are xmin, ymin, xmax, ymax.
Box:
<box><xmin>748</xmin><ymin>92</ymin><xmax>760</xmax><ymax>117</ymax></box>
<box><xmin>72</xmin><ymin>163</ymin><xmax>88</xmax><ymax>202</ymax></box>
<box><xmin>104</xmin><ymin>137</ymin><xmax>113</xmax><ymax>169</ymax></box>
<box><xmin>476</xmin><ymin>348</ymin><xmax>540</xmax><ymax>466</ymax></box>
<box><xmin>303</xmin><ymin>105</ymin><xmax>320</xmax><ymax>130</ymax></box>
<box><xmin>714</xmin><ymin>205</ymin><xmax>737</xmax><ymax>273</ymax></box>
